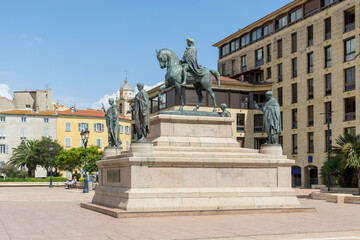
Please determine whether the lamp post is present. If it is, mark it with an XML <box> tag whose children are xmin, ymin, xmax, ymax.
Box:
<box><xmin>48</xmin><ymin>144</ymin><xmax>54</xmax><ymax>188</ymax></box>
<box><xmin>80</xmin><ymin>128</ymin><xmax>90</xmax><ymax>193</ymax></box>
<box><xmin>321</xmin><ymin>109</ymin><xmax>332</xmax><ymax>191</ymax></box>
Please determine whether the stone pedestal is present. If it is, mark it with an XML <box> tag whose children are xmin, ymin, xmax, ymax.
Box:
<box><xmin>89</xmin><ymin>114</ymin><xmax>300</xmax><ymax>213</ymax></box>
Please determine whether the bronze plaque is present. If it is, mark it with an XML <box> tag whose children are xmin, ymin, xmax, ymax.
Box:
<box><xmin>107</xmin><ymin>169</ymin><xmax>120</xmax><ymax>183</ymax></box>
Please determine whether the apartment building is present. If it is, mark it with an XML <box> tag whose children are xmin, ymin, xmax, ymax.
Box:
<box><xmin>213</xmin><ymin>0</ymin><xmax>359</xmax><ymax>187</ymax></box>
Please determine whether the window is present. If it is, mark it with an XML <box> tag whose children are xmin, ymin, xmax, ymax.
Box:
<box><xmin>43</xmin><ymin>129</ymin><xmax>49</xmax><ymax>137</ymax></box>
<box><xmin>277</xmin><ymin>88</ymin><xmax>283</xmax><ymax>106</ymax></box>
<box><xmin>254</xmin><ymin>114</ymin><xmax>263</xmax><ymax>132</ymax></box>
<box><xmin>221</xmin><ymin>44</ymin><xmax>229</xmax><ymax>57</ymax></box>
<box><xmin>277</xmin><ymin>63</ymin><xmax>283</xmax><ymax>82</ymax></box>
<box><xmin>307</xmin><ymin>26</ymin><xmax>313</xmax><ymax>47</ymax></box>
<box><xmin>266</xmin><ymin>67</ymin><xmax>271</xmax><ymax>79</ymax></box>
<box><xmin>325</xmin><ymin>130</ymin><xmax>332</xmax><ymax>152</ymax></box>
<box><xmin>241</xmin><ymin>33</ymin><xmax>250</xmax><ymax>47</ymax></box>
<box><xmin>21</xmin><ymin>117</ymin><xmax>26</xmax><ymax>123</ymax></box>
<box><xmin>308</xmin><ymin>79</ymin><xmax>314</xmax><ymax>99</ymax></box>
<box><xmin>65</xmin><ymin>122</ymin><xmax>71</xmax><ymax>132</ymax></box>
<box><xmin>292</xmin><ymin>58</ymin><xmax>297</xmax><ymax>78</ymax></box>
<box><xmin>65</xmin><ymin>171</ymin><xmax>71</xmax><ymax>178</ymax></box>
<box><xmin>255</xmin><ymin>48</ymin><xmax>264</xmax><ymax>66</ymax></box>
<box><xmin>325</xmin><ymin>74</ymin><xmax>332</xmax><ymax>95</ymax></box>
<box><xmin>308</xmin><ymin>132</ymin><xmax>314</xmax><ymax>153</ymax></box>
<box><xmin>65</xmin><ymin>138</ymin><xmax>71</xmax><ymax>147</ymax></box>
<box><xmin>325</xmin><ymin>46</ymin><xmax>331</xmax><ymax>68</ymax></box>
<box><xmin>292</xmin><ymin>109</ymin><xmax>298</xmax><ymax>129</ymax></box>
<box><xmin>344</xmin><ymin>7</ymin><xmax>355</xmax><ymax>33</ymax></box>
<box><xmin>345</xmin><ymin>67</ymin><xmax>355</xmax><ymax>91</ymax></box>
<box><xmin>292</xmin><ymin>134</ymin><xmax>298</xmax><ymax>154</ymax></box>
<box><xmin>345</xmin><ymin>127</ymin><xmax>356</xmax><ymax>136</ymax></box>
<box><xmin>251</xmin><ymin>28</ymin><xmax>262</xmax><ymax>42</ymax></box>
<box><xmin>231</xmin><ymin>39</ymin><xmax>240</xmax><ymax>52</ymax></box>
<box><xmin>236</xmin><ymin>114</ymin><xmax>245</xmax><ymax>132</ymax></box>
<box><xmin>344</xmin><ymin>37</ymin><xmax>355</xmax><ymax>62</ymax></box>
<box><xmin>325</xmin><ymin>17</ymin><xmax>331</xmax><ymax>40</ymax></box>
<box><xmin>241</xmin><ymin>55</ymin><xmax>247</xmax><ymax>72</ymax></box>
<box><xmin>292</xmin><ymin>83</ymin><xmax>297</xmax><ymax>103</ymax></box>
<box><xmin>290</xmin><ymin>8</ymin><xmax>302</xmax><ymax>23</ymax></box>
<box><xmin>344</xmin><ymin>97</ymin><xmax>355</xmax><ymax>121</ymax></box>
<box><xmin>78</xmin><ymin>123</ymin><xmax>89</xmax><ymax>132</ymax></box>
<box><xmin>263</xmin><ymin>23</ymin><xmax>273</xmax><ymax>36</ymax></box>
<box><xmin>255</xmin><ymin>70</ymin><xmax>264</xmax><ymax>83</ymax></box>
<box><xmin>291</xmin><ymin>33</ymin><xmax>297</xmax><ymax>53</ymax></box>
<box><xmin>325</xmin><ymin>102</ymin><xmax>332</xmax><ymax>123</ymax></box>
<box><xmin>125</xmin><ymin>126</ymin><xmax>130</xmax><ymax>135</ymax></box>
<box><xmin>231</xmin><ymin>59</ymin><xmax>235</xmax><ymax>75</ymax></box>
<box><xmin>276</xmin><ymin>16</ymin><xmax>287</xmax><ymax>30</ymax></box>
<box><xmin>119</xmin><ymin>103</ymin><xmax>123</xmax><ymax>114</ymax></box>
<box><xmin>0</xmin><ymin>128</ymin><xmax>5</xmax><ymax>139</ymax></box>
<box><xmin>307</xmin><ymin>52</ymin><xmax>314</xmax><ymax>73</ymax></box>
<box><xmin>159</xmin><ymin>93</ymin><xmax>166</xmax><ymax>109</ymax></box>
<box><xmin>222</xmin><ymin>63</ymin><xmax>226</xmax><ymax>76</ymax></box>
<box><xmin>20</xmin><ymin>128</ymin><xmax>27</xmax><ymax>140</ymax></box>
<box><xmin>126</xmin><ymin>141</ymin><xmax>129</xmax><ymax>149</ymax></box>
<box><xmin>308</xmin><ymin>106</ymin><xmax>314</xmax><ymax>126</ymax></box>
<box><xmin>96</xmin><ymin>139</ymin><xmax>102</xmax><ymax>147</ymax></box>
<box><xmin>94</xmin><ymin>123</ymin><xmax>104</xmax><ymax>132</ymax></box>
<box><xmin>25</xmin><ymin>104</ymin><xmax>31</xmax><ymax>108</ymax></box>
<box><xmin>120</xmin><ymin>125</ymin><xmax>123</xmax><ymax>134</ymax></box>
<box><xmin>0</xmin><ymin>116</ymin><xmax>5</xmax><ymax>122</ymax></box>
<box><xmin>321</xmin><ymin>0</ymin><xmax>336</xmax><ymax>8</ymax></box>
<box><xmin>0</xmin><ymin>144</ymin><xmax>9</xmax><ymax>154</ymax></box>
<box><xmin>277</xmin><ymin>39</ymin><xmax>282</xmax><ymax>58</ymax></box>
<box><xmin>44</xmin><ymin>118</ymin><xmax>49</xmax><ymax>123</ymax></box>
<box><xmin>266</xmin><ymin>44</ymin><xmax>271</xmax><ymax>62</ymax></box>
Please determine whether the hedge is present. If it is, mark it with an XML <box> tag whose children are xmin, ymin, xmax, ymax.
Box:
<box><xmin>0</xmin><ymin>177</ymin><xmax>68</xmax><ymax>182</ymax></box>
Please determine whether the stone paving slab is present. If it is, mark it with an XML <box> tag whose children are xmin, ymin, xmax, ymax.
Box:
<box><xmin>0</xmin><ymin>187</ymin><xmax>359</xmax><ymax>240</ymax></box>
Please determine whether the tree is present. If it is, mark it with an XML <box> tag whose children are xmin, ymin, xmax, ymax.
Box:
<box><xmin>8</xmin><ymin>140</ymin><xmax>39</xmax><ymax>177</ymax></box>
<box><xmin>332</xmin><ymin>133</ymin><xmax>360</xmax><ymax>192</ymax></box>
<box><xmin>34</xmin><ymin>137</ymin><xmax>63</xmax><ymax>176</ymax></box>
<box><xmin>0</xmin><ymin>162</ymin><xmax>27</xmax><ymax>178</ymax></box>
<box><xmin>56</xmin><ymin>145</ymin><xmax>103</xmax><ymax>176</ymax></box>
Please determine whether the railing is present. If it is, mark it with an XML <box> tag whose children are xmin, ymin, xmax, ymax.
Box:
<box><xmin>345</xmin><ymin>23</ymin><xmax>355</xmax><ymax>33</ymax></box>
<box><xmin>308</xmin><ymin>93</ymin><xmax>313</xmax><ymax>99</ymax></box>
<box><xmin>325</xmin><ymin>89</ymin><xmax>331</xmax><ymax>95</ymax></box>
<box><xmin>308</xmin><ymin>120</ymin><xmax>314</xmax><ymax>126</ymax></box>
<box><xmin>236</xmin><ymin>126</ymin><xmax>245</xmax><ymax>132</ymax></box>
<box><xmin>345</xmin><ymin>112</ymin><xmax>356</xmax><ymax>121</ymax></box>
<box><xmin>254</xmin><ymin>126</ymin><xmax>264</xmax><ymax>132</ymax></box>
<box><xmin>345</xmin><ymin>53</ymin><xmax>355</xmax><ymax>62</ymax></box>
<box><xmin>241</xmin><ymin>66</ymin><xmax>247</xmax><ymax>72</ymax></box>
<box><xmin>255</xmin><ymin>59</ymin><xmax>264</xmax><ymax>67</ymax></box>
<box><xmin>325</xmin><ymin>33</ymin><xmax>331</xmax><ymax>40</ymax></box>
<box><xmin>345</xmin><ymin>82</ymin><xmax>355</xmax><ymax>91</ymax></box>
<box><xmin>292</xmin><ymin>122</ymin><xmax>298</xmax><ymax>129</ymax></box>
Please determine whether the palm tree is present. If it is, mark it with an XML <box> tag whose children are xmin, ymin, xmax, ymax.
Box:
<box><xmin>333</xmin><ymin>133</ymin><xmax>360</xmax><ymax>193</ymax></box>
<box><xmin>8</xmin><ymin>140</ymin><xmax>39</xmax><ymax>177</ymax></box>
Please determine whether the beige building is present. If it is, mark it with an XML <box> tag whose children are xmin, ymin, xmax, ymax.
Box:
<box><xmin>213</xmin><ymin>0</ymin><xmax>359</xmax><ymax>187</ymax></box>
<box><xmin>116</xmin><ymin>79</ymin><xmax>133</xmax><ymax>118</ymax></box>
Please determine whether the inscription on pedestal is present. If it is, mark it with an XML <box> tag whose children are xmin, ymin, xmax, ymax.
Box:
<box><xmin>107</xmin><ymin>169</ymin><xmax>120</xmax><ymax>183</ymax></box>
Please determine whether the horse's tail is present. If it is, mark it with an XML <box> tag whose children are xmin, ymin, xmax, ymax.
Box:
<box><xmin>209</xmin><ymin>69</ymin><xmax>221</xmax><ymax>88</ymax></box>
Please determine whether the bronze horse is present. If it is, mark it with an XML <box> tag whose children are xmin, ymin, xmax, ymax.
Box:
<box><xmin>156</xmin><ymin>49</ymin><xmax>220</xmax><ymax>111</ymax></box>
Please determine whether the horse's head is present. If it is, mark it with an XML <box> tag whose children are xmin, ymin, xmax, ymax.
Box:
<box><xmin>156</xmin><ymin>49</ymin><xmax>167</xmax><ymax>69</ymax></box>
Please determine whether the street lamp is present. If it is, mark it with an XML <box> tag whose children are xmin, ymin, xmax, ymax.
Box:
<box><xmin>80</xmin><ymin>128</ymin><xmax>90</xmax><ymax>193</ymax></box>
<box><xmin>48</xmin><ymin>144</ymin><xmax>54</xmax><ymax>188</ymax></box>
<box><xmin>320</xmin><ymin>109</ymin><xmax>333</xmax><ymax>192</ymax></box>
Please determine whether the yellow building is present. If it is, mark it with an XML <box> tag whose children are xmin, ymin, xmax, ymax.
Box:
<box><xmin>57</xmin><ymin>108</ymin><xmax>132</xmax><ymax>151</ymax></box>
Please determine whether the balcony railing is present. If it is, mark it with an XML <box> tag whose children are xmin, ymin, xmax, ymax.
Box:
<box><xmin>241</xmin><ymin>66</ymin><xmax>247</xmax><ymax>72</ymax></box>
<box><xmin>345</xmin><ymin>82</ymin><xmax>355</xmax><ymax>91</ymax></box>
<box><xmin>292</xmin><ymin>122</ymin><xmax>298</xmax><ymax>129</ymax></box>
<box><xmin>237</xmin><ymin>126</ymin><xmax>245</xmax><ymax>132</ymax></box>
<box><xmin>325</xmin><ymin>89</ymin><xmax>331</xmax><ymax>95</ymax></box>
<box><xmin>325</xmin><ymin>32</ymin><xmax>331</xmax><ymax>40</ymax></box>
<box><xmin>255</xmin><ymin>59</ymin><xmax>264</xmax><ymax>67</ymax></box>
<box><xmin>345</xmin><ymin>112</ymin><xmax>356</xmax><ymax>121</ymax></box>
<box><xmin>254</xmin><ymin>126</ymin><xmax>264</xmax><ymax>132</ymax></box>
<box><xmin>308</xmin><ymin>93</ymin><xmax>313</xmax><ymax>99</ymax></box>
<box><xmin>345</xmin><ymin>23</ymin><xmax>355</xmax><ymax>33</ymax></box>
<box><xmin>308</xmin><ymin>120</ymin><xmax>314</xmax><ymax>126</ymax></box>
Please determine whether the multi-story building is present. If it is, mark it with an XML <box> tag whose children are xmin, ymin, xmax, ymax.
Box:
<box><xmin>57</xmin><ymin>108</ymin><xmax>132</xmax><ymax>151</ymax></box>
<box><xmin>213</xmin><ymin>0</ymin><xmax>359</xmax><ymax>187</ymax></box>
<box><xmin>0</xmin><ymin>110</ymin><xmax>57</xmax><ymax>177</ymax></box>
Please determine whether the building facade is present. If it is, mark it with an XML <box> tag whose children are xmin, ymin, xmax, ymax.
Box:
<box><xmin>116</xmin><ymin>79</ymin><xmax>133</xmax><ymax>118</ymax></box>
<box><xmin>57</xmin><ymin>108</ymin><xmax>132</xmax><ymax>151</ymax></box>
<box><xmin>213</xmin><ymin>0</ymin><xmax>359</xmax><ymax>187</ymax></box>
<box><xmin>0</xmin><ymin>110</ymin><xmax>57</xmax><ymax>177</ymax></box>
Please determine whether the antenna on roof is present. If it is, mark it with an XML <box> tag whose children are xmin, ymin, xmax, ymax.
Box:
<box><xmin>125</xmin><ymin>70</ymin><xmax>128</xmax><ymax>80</ymax></box>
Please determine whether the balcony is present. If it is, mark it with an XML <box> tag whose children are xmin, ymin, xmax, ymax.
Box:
<box><xmin>255</xmin><ymin>59</ymin><xmax>264</xmax><ymax>67</ymax></box>
<box><xmin>237</xmin><ymin>126</ymin><xmax>245</xmax><ymax>132</ymax></box>
<box><xmin>345</xmin><ymin>82</ymin><xmax>355</xmax><ymax>91</ymax></box>
<box><xmin>254</xmin><ymin>126</ymin><xmax>264</xmax><ymax>132</ymax></box>
<box><xmin>345</xmin><ymin>112</ymin><xmax>355</xmax><ymax>121</ymax></box>
<box><xmin>345</xmin><ymin>23</ymin><xmax>355</xmax><ymax>33</ymax></box>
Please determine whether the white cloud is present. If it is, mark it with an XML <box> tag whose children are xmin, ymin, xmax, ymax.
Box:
<box><xmin>0</xmin><ymin>84</ymin><xmax>12</xmax><ymax>100</ymax></box>
<box><xmin>91</xmin><ymin>92</ymin><xmax>118</xmax><ymax>110</ymax></box>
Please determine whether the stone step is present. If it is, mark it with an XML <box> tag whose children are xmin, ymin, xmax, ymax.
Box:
<box><xmin>153</xmin><ymin>146</ymin><xmax>259</xmax><ymax>154</ymax></box>
<box><xmin>152</xmin><ymin>151</ymin><xmax>287</xmax><ymax>159</ymax></box>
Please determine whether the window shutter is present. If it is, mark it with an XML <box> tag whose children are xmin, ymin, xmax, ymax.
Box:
<box><xmin>5</xmin><ymin>145</ymin><xmax>8</xmax><ymax>154</ymax></box>
<box><xmin>94</xmin><ymin>123</ymin><xmax>96</xmax><ymax>132</ymax></box>
<box><xmin>102</xmin><ymin>124</ymin><xmax>104</xmax><ymax>132</ymax></box>
<box><xmin>78</xmin><ymin>123</ymin><xmax>81</xmax><ymax>132</ymax></box>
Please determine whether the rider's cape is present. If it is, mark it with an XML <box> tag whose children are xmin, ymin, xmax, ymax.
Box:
<box><xmin>182</xmin><ymin>46</ymin><xmax>206</xmax><ymax>78</ymax></box>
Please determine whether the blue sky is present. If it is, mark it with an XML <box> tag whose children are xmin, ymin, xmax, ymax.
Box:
<box><xmin>0</xmin><ymin>0</ymin><xmax>290</xmax><ymax>109</ymax></box>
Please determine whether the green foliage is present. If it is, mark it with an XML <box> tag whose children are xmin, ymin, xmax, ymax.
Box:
<box><xmin>56</xmin><ymin>145</ymin><xmax>103</xmax><ymax>174</ymax></box>
<box><xmin>0</xmin><ymin>162</ymin><xmax>27</xmax><ymax>178</ymax></box>
<box><xmin>0</xmin><ymin>176</ymin><xmax>68</xmax><ymax>182</ymax></box>
<box><xmin>7</xmin><ymin>137</ymin><xmax>63</xmax><ymax>177</ymax></box>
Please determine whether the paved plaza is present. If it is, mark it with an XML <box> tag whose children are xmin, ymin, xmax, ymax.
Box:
<box><xmin>0</xmin><ymin>187</ymin><xmax>359</xmax><ymax>240</ymax></box>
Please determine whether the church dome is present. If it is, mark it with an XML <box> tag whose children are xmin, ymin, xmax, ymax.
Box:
<box><xmin>120</xmin><ymin>80</ymin><xmax>133</xmax><ymax>92</ymax></box>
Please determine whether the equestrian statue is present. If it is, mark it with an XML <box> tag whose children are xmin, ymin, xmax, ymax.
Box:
<box><xmin>156</xmin><ymin>38</ymin><xmax>221</xmax><ymax>112</ymax></box>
